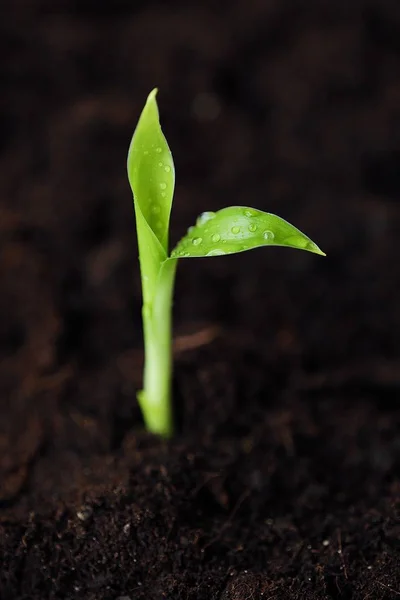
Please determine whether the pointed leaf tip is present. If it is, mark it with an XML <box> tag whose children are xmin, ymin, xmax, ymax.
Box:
<box><xmin>314</xmin><ymin>246</ymin><xmax>326</xmax><ymax>257</ymax></box>
<box><xmin>147</xmin><ymin>88</ymin><xmax>158</xmax><ymax>102</ymax></box>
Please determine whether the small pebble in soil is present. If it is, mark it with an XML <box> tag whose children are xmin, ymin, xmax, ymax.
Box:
<box><xmin>322</xmin><ymin>539</ymin><xmax>330</xmax><ymax>546</ymax></box>
<box><xmin>76</xmin><ymin>505</ymin><xmax>93</xmax><ymax>521</ymax></box>
<box><xmin>123</xmin><ymin>522</ymin><xmax>131</xmax><ymax>534</ymax></box>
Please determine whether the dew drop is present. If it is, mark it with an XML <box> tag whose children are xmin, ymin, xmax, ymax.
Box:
<box><xmin>144</xmin><ymin>150</ymin><xmax>149</xmax><ymax>155</ymax></box>
<box><xmin>263</xmin><ymin>230</ymin><xmax>274</xmax><ymax>240</ymax></box>
<box><xmin>248</xmin><ymin>223</ymin><xmax>257</xmax><ymax>232</ymax></box>
<box><xmin>244</xmin><ymin>209</ymin><xmax>256</xmax><ymax>218</ymax></box>
<box><xmin>161</xmin><ymin>192</ymin><xmax>166</xmax><ymax>198</ymax></box>
<box><xmin>156</xmin><ymin>147</ymin><xmax>162</xmax><ymax>153</ymax></box>
<box><xmin>192</xmin><ymin>237</ymin><xmax>202</xmax><ymax>246</ymax></box>
<box><xmin>164</xmin><ymin>165</ymin><xmax>171</xmax><ymax>173</ymax></box>
<box><xmin>231</xmin><ymin>226</ymin><xmax>240</xmax><ymax>234</ymax></box>
<box><xmin>211</xmin><ymin>233</ymin><xmax>221</xmax><ymax>242</ymax></box>
<box><xmin>197</xmin><ymin>211</ymin><xmax>216</xmax><ymax>226</ymax></box>
<box><xmin>152</xmin><ymin>205</ymin><xmax>160</xmax><ymax>214</ymax></box>
<box><xmin>158</xmin><ymin>161</ymin><xmax>163</xmax><ymax>167</ymax></box>
<box><xmin>159</xmin><ymin>182</ymin><xmax>167</xmax><ymax>190</ymax></box>
<box><xmin>206</xmin><ymin>249</ymin><xmax>225</xmax><ymax>256</ymax></box>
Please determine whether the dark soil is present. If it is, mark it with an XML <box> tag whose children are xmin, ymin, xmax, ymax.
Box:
<box><xmin>1</xmin><ymin>1</ymin><xmax>400</xmax><ymax>598</ymax></box>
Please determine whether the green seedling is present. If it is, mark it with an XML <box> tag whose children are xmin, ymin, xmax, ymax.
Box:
<box><xmin>127</xmin><ymin>89</ymin><xmax>325</xmax><ymax>438</ymax></box>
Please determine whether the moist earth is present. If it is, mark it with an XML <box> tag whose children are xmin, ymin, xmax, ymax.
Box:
<box><xmin>1</xmin><ymin>1</ymin><xmax>400</xmax><ymax>599</ymax></box>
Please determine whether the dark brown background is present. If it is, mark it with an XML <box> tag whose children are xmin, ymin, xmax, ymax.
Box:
<box><xmin>1</xmin><ymin>1</ymin><xmax>400</xmax><ymax>599</ymax></box>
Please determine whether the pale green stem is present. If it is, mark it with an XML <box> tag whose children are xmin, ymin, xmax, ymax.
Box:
<box><xmin>138</xmin><ymin>258</ymin><xmax>177</xmax><ymax>437</ymax></box>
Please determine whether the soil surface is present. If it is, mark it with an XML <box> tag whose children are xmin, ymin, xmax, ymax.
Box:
<box><xmin>1</xmin><ymin>1</ymin><xmax>400</xmax><ymax>599</ymax></box>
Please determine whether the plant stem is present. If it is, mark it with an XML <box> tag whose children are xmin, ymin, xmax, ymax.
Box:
<box><xmin>138</xmin><ymin>258</ymin><xmax>177</xmax><ymax>438</ymax></box>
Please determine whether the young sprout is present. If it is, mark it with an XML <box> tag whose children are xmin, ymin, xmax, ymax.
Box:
<box><xmin>127</xmin><ymin>89</ymin><xmax>325</xmax><ymax>438</ymax></box>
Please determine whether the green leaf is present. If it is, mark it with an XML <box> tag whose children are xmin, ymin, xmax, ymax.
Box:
<box><xmin>170</xmin><ymin>206</ymin><xmax>325</xmax><ymax>258</ymax></box>
<box><xmin>127</xmin><ymin>89</ymin><xmax>175</xmax><ymax>305</ymax></box>
<box><xmin>127</xmin><ymin>88</ymin><xmax>175</xmax><ymax>254</ymax></box>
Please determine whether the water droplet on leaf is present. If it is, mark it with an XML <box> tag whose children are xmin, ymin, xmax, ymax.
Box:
<box><xmin>248</xmin><ymin>223</ymin><xmax>257</xmax><ymax>232</ymax></box>
<box><xmin>152</xmin><ymin>205</ymin><xmax>160</xmax><ymax>214</ymax></box>
<box><xmin>156</xmin><ymin>147</ymin><xmax>162</xmax><ymax>153</ymax></box>
<box><xmin>197</xmin><ymin>211</ymin><xmax>216</xmax><ymax>226</ymax></box>
<box><xmin>211</xmin><ymin>233</ymin><xmax>221</xmax><ymax>242</ymax></box>
<box><xmin>192</xmin><ymin>237</ymin><xmax>202</xmax><ymax>246</ymax></box>
<box><xmin>164</xmin><ymin>165</ymin><xmax>171</xmax><ymax>173</ymax></box>
<box><xmin>263</xmin><ymin>230</ymin><xmax>274</xmax><ymax>240</ymax></box>
<box><xmin>206</xmin><ymin>249</ymin><xmax>225</xmax><ymax>256</ymax></box>
<box><xmin>159</xmin><ymin>182</ymin><xmax>167</xmax><ymax>190</ymax></box>
<box><xmin>231</xmin><ymin>226</ymin><xmax>240</xmax><ymax>234</ymax></box>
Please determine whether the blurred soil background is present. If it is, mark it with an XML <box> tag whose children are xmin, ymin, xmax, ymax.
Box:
<box><xmin>0</xmin><ymin>1</ymin><xmax>400</xmax><ymax>598</ymax></box>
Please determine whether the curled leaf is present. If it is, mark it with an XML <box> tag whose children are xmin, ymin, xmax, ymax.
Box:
<box><xmin>127</xmin><ymin>88</ymin><xmax>175</xmax><ymax>254</ymax></box>
<box><xmin>127</xmin><ymin>89</ymin><xmax>175</xmax><ymax>304</ymax></box>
